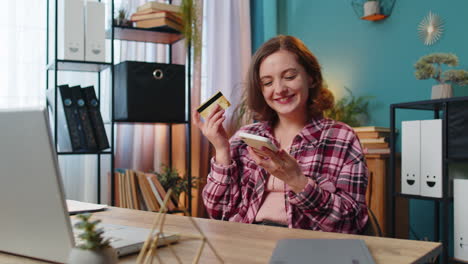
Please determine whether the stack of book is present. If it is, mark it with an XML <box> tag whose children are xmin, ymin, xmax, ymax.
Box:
<box><xmin>114</xmin><ymin>169</ymin><xmax>179</xmax><ymax>213</ymax></box>
<box><xmin>354</xmin><ymin>126</ymin><xmax>391</xmax><ymax>154</ymax></box>
<box><xmin>130</xmin><ymin>2</ymin><xmax>183</xmax><ymax>32</ymax></box>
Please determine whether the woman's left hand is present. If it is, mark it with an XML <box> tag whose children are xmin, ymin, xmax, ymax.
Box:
<box><xmin>247</xmin><ymin>147</ymin><xmax>309</xmax><ymax>193</ymax></box>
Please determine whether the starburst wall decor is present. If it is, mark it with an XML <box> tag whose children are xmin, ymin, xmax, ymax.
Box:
<box><xmin>418</xmin><ymin>11</ymin><xmax>444</xmax><ymax>46</ymax></box>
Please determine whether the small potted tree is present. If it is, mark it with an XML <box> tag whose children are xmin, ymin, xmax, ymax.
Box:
<box><xmin>414</xmin><ymin>53</ymin><xmax>468</xmax><ymax>99</ymax></box>
<box><xmin>68</xmin><ymin>213</ymin><xmax>118</xmax><ymax>264</ymax></box>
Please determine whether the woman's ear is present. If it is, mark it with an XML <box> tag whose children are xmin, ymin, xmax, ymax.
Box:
<box><xmin>307</xmin><ymin>76</ymin><xmax>315</xmax><ymax>89</ymax></box>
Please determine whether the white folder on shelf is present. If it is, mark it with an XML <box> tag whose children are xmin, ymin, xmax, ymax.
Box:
<box><xmin>58</xmin><ymin>0</ymin><xmax>84</xmax><ymax>60</ymax></box>
<box><xmin>85</xmin><ymin>1</ymin><xmax>106</xmax><ymax>62</ymax></box>
<box><xmin>454</xmin><ymin>179</ymin><xmax>468</xmax><ymax>261</ymax></box>
<box><xmin>401</xmin><ymin>120</ymin><xmax>421</xmax><ymax>196</ymax></box>
<box><xmin>420</xmin><ymin>119</ymin><xmax>442</xmax><ymax>198</ymax></box>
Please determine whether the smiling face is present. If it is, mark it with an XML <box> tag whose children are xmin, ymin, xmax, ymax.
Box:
<box><xmin>259</xmin><ymin>50</ymin><xmax>312</xmax><ymax>121</ymax></box>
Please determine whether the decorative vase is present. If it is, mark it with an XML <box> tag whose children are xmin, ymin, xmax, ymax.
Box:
<box><xmin>363</xmin><ymin>1</ymin><xmax>380</xmax><ymax>16</ymax></box>
<box><xmin>431</xmin><ymin>83</ymin><xmax>453</xmax><ymax>99</ymax></box>
<box><xmin>68</xmin><ymin>247</ymin><xmax>118</xmax><ymax>264</ymax></box>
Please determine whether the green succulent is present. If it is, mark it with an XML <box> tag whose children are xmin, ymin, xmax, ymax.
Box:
<box><xmin>74</xmin><ymin>213</ymin><xmax>110</xmax><ymax>250</ymax></box>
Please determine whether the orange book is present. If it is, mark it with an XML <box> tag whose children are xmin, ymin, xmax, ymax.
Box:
<box><xmin>127</xmin><ymin>170</ymin><xmax>140</xmax><ymax>209</ymax></box>
<box><xmin>136</xmin><ymin>2</ymin><xmax>181</xmax><ymax>13</ymax></box>
<box><xmin>362</xmin><ymin>142</ymin><xmax>389</xmax><ymax>149</ymax></box>
<box><xmin>130</xmin><ymin>11</ymin><xmax>182</xmax><ymax>23</ymax></box>
<box><xmin>134</xmin><ymin>7</ymin><xmax>181</xmax><ymax>16</ymax></box>
<box><xmin>122</xmin><ymin>170</ymin><xmax>130</xmax><ymax>208</ymax></box>
<box><xmin>353</xmin><ymin>126</ymin><xmax>391</xmax><ymax>133</ymax></box>
<box><xmin>135</xmin><ymin>17</ymin><xmax>183</xmax><ymax>32</ymax></box>
<box><xmin>120</xmin><ymin>171</ymin><xmax>128</xmax><ymax>208</ymax></box>
<box><xmin>134</xmin><ymin>171</ymin><xmax>152</xmax><ymax>210</ymax></box>
<box><xmin>356</xmin><ymin>131</ymin><xmax>389</xmax><ymax>139</ymax></box>
<box><xmin>363</xmin><ymin>148</ymin><xmax>390</xmax><ymax>154</ymax></box>
<box><xmin>145</xmin><ymin>174</ymin><xmax>164</xmax><ymax>207</ymax></box>
<box><xmin>113</xmin><ymin>172</ymin><xmax>120</xmax><ymax>207</ymax></box>
<box><xmin>360</xmin><ymin>137</ymin><xmax>387</xmax><ymax>144</ymax></box>
<box><xmin>146</xmin><ymin>173</ymin><xmax>177</xmax><ymax>211</ymax></box>
<box><xmin>136</xmin><ymin>171</ymin><xmax>160</xmax><ymax>211</ymax></box>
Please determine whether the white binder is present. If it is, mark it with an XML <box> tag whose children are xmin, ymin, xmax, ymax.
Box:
<box><xmin>454</xmin><ymin>179</ymin><xmax>468</xmax><ymax>261</ymax></box>
<box><xmin>420</xmin><ymin>119</ymin><xmax>442</xmax><ymax>198</ymax></box>
<box><xmin>84</xmin><ymin>1</ymin><xmax>106</xmax><ymax>62</ymax></box>
<box><xmin>401</xmin><ymin>120</ymin><xmax>421</xmax><ymax>195</ymax></box>
<box><xmin>58</xmin><ymin>0</ymin><xmax>84</xmax><ymax>60</ymax></box>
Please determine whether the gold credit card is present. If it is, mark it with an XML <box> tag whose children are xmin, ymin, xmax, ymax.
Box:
<box><xmin>196</xmin><ymin>91</ymin><xmax>231</xmax><ymax>119</ymax></box>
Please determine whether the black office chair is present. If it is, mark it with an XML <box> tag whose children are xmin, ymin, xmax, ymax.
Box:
<box><xmin>361</xmin><ymin>207</ymin><xmax>383</xmax><ymax>237</ymax></box>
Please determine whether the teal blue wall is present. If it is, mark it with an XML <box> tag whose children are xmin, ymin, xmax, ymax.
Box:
<box><xmin>251</xmin><ymin>0</ymin><xmax>468</xmax><ymax>254</ymax></box>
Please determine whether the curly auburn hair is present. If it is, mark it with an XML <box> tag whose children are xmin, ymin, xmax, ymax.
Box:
<box><xmin>245</xmin><ymin>35</ymin><xmax>334</xmax><ymax>122</ymax></box>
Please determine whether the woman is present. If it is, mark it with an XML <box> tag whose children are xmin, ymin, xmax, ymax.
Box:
<box><xmin>193</xmin><ymin>35</ymin><xmax>368</xmax><ymax>234</ymax></box>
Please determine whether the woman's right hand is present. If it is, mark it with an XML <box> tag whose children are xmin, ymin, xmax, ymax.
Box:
<box><xmin>193</xmin><ymin>104</ymin><xmax>231</xmax><ymax>165</ymax></box>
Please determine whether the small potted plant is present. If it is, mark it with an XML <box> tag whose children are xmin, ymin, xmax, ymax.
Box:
<box><xmin>68</xmin><ymin>213</ymin><xmax>118</xmax><ymax>264</ymax></box>
<box><xmin>114</xmin><ymin>6</ymin><xmax>131</xmax><ymax>27</ymax></box>
<box><xmin>324</xmin><ymin>87</ymin><xmax>373</xmax><ymax>127</ymax></box>
<box><xmin>154</xmin><ymin>165</ymin><xmax>198</xmax><ymax>207</ymax></box>
<box><xmin>414</xmin><ymin>53</ymin><xmax>468</xmax><ymax>99</ymax></box>
<box><xmin>363</xmin><ymin>0</ymin><xmax>380</xmax><ymax>17</ymax></box>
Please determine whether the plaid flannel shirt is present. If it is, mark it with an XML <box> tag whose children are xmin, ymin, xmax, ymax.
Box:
<box><xmin>202</xmin><ymin>117</ymin><xmax>369</xmax><ymax>234</ymax></box>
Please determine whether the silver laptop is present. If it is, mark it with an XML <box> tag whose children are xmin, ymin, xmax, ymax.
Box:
<box><xmin>0</xmin><ymin>107</ymin><xmax>179</xmax><ymax>263</ymax></box>
<box><xmin>269</xmin><ymin>239</ymin><xmax>376</xmax><ymax>264</ymax></box>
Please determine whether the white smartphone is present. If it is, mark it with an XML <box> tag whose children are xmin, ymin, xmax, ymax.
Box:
<box><xmin>238</xmin><ymin>132</ymin><xmax>278</xmax><ymax>152</ymax></box>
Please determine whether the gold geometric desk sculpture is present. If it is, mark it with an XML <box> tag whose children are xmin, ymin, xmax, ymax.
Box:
<box><xmin>136</xmin><ymin>189</ymin><xmax>224</xmax><ymax>264</ymax></box>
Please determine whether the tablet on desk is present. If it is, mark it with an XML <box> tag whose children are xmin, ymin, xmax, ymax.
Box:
<box><xmin>66</xmin><ymin>200</ymin><xmax>108</xmax><ymax>215</ymax></box>
<box><xmin>269</xmin><ymin>239</ymin><xmax>376</xmax><ymax>264</ymax></box>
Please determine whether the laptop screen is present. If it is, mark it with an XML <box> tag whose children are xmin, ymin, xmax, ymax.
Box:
<box><xmin>0</xmin><ymin>108</ymin><xmax>74</xmax><ymax>263</ymax></box>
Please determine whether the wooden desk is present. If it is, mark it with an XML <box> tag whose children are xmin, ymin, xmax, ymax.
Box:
<box><xmin>0</xmin><ymin>207</ymin><xmax>441</xmax><ymax>264</ymax></box>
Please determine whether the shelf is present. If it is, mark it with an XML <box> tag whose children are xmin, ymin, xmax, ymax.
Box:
<box><xmin>57</xmin><ymin>150</ymin><xmax>112</xmax><ymax>155</ymax></box>
<box><xmin>109</xmin><ymin>26</ymin><xmax>183</xmax><ymax>44</ymax></box>
<box><xmin>451</xmin><ymin>257</ymin><xmax>468</xmax><ymax>264</ymax></box>
<box><xmin>446</xmin><ymin>157</ymin><xmax>468</xmax><ymax>162</ymax></box>
<box><xmin>390</xmin><ymin>97</ymin><xmax>468</xmax><ymax>264</ymax></box>
<box><xmin>47</xmin><ymin>60</ymin><xmax>111</xmax><ymax>72</ymax></box>
<box><xmin>361</xmin><ymin>14</ymin><xmax>387</xmax><ymax>21</ymax></box>
<box><xmin>395</xmin><ymin>193</ymin><xmax>445</xmax><ymax>201</ymax></box>
<box><xmin>391</xmin><ymin>96</ymin><xmax>468</xmax><ymax>111</ymax></box>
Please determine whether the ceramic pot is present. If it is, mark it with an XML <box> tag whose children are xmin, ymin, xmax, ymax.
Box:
<box><xmin>68</xmin><ymin>247</ymin><xmax>118</xmax><ymax>264</ymax></box>
<box><xmin>363</xmin><ymin>1</ymin><xmax>380</xmax><ymax>16</ymax></box>
<box><xmin>431</xmin><ymin>83</ymin><xmax>453</xmax><ymax>99</ymax></box>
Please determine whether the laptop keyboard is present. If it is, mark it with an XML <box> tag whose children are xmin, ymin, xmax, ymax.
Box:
<box><xmin>73</xmin><ymin>224</ymin><xmax>124</xmax><ymax>244</ymax></box>
<box><xmin>70</xmin><ymin>219</ymin><xmax>180</xmax><ymax>255</ymax></box>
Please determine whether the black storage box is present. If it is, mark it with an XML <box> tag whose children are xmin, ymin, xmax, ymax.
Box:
<box><xmin>114</xmin><ymin>61</ymin><xmax>186</xmax><ymax>123</ymax></box>
<box><xmin>448</xmin><ymin>101</ymin><xmax>468</xmax><ymax>159</ymax></box>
